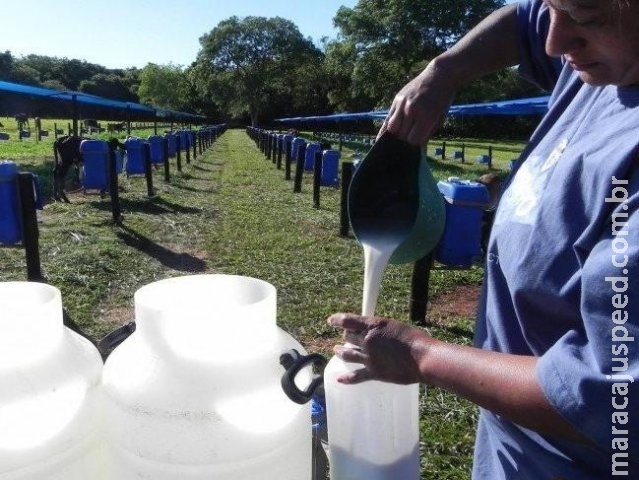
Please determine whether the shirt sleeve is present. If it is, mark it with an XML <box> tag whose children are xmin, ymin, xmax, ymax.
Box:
<box><xmin>537</xmin><ymin>168</ymin><xmax>639</xmax><ymax>460</ymax></box>
<box><xmin>516</xmin><ymin>0</ymin><xmax>564</xmax><ymax>91</ymax></box>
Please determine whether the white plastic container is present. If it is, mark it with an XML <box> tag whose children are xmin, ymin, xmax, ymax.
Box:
<box><xmin>101</xmin><ymin>274</ymin><xmax>311</xmax><ymax>480</ymax></box>
<box><xmin>0</xmin><ymin>281</ymin><xmax>105</xmax><ymax>480</ymax></box>
<box><xmin>324</xmin><ymin>356</ymin><xmax>420</xmax><ymax>480</ymax></box>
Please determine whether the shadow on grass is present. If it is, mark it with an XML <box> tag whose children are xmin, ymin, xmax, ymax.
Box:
<box><xmin>170</xmin><ymin>183</ymin><xmax>218</xmax><ymax>194</ymax></box>
<box><xmin>190</xmin><ymin>164</ymin><xmax>215</xmax><ymax>172</ymax></box>
<box><xmin>90</xmin><ymin>196</ymin><xmax>202</xmax><ymax>215</ymax></box>
<box><xmin>115</xmin><ymin>224</ymin><xmax>206</xmax><ymax>273</ymax></box>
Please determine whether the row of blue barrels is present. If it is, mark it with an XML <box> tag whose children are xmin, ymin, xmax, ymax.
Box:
<box><xmin>247</xmin><ymin>127</ymin><xmax>341</xmax><ymax>188</ymax></box>
<box><xmin>81</xmin><ymin>135</ymin><xmax>167</xmax><ymax>189</ymax></box>
<box><xmin>82</xmin><ymin>126</ymin><xmax>224</xmax><ymax>190</ymax></box>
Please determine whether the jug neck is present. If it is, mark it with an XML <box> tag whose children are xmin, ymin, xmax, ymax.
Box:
<box><xmin>132</xmin><ymin>275</ymin><xmax>280</xmax><ymax>363</ymax></box>
<box><xmin>0</xmin><ymin>282</ymin><xmax>65</xmax><ymax>366</ymax></box>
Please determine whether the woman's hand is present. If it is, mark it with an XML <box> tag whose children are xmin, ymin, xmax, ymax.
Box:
<box><xmin>327</xmin><ymin>312</ymin><xmax>434</xmax><ymax>385</ymax></box>
<box><xmin>378</xmin><ymin>59</ymin><xmax>458</xmax><ymax>146</ymax></box>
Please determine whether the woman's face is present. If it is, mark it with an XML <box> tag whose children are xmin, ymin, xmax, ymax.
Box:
<box><xmin>544</xmin><ymin>0</ymin><xmax>639</xmax><ymax>86</ymax></box>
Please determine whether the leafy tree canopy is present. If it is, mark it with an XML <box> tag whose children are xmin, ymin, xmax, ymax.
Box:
<box><xmin>329</xmin><ymin>0</ymin><xmax>506</xmax><ymax>109</ymax></box>
<box><xmin>195</xmin><ymin>16</ymin><xmax>327</xmax><ymax>125</ymax></box>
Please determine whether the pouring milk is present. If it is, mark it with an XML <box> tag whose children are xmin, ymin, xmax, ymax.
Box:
<box><xmin>323</xmin><ymin>132</ymin><xmax>432</xmax><ymax>480</ymax></box>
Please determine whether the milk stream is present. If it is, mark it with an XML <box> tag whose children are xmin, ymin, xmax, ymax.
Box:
<box><xmin>324</xmin><ymin>229</ymin><xmax>420</xmax><ymax>480</ymax></box>
<box><xmin>361</xmin><ymin>231</ymin><xmax>405</xmax><ymax>317</ymax></box>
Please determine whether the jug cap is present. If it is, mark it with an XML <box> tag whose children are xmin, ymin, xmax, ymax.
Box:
<box><xmin>347</xmin><ymin>132</ymin><xmax>445</xmax><ymax>264</ymax></box>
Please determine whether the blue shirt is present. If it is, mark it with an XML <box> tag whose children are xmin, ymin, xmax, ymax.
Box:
<box><xmin>472</xmin><ymin>1</ymin><xmax>639</xmax><ymax>478</ymax></box>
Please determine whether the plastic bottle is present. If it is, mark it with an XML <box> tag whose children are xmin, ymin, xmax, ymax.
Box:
<box><xmin>101</xmin><ymin>274</ymin><xmax>311</xmax><ymax>480</ymax></box>
<box><xmin>323</xmin><ymin>359</ymin><xmax>420</xmax><ymax>480</ymax></box>
<box><xmin>0</xmin><ymin>281</ymin><xmax>106</xmax><ymax>480</ymax></box>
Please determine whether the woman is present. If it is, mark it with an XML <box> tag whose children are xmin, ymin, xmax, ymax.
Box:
<box><xmin>329</xmin><ymin>0</ymin><xmax>639</xmax><ymax>477</ymax></box>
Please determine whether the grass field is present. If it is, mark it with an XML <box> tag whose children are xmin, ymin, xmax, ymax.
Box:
<box><xmin>0</xmin><ymin>124</ymin><xmax>525</xmax><ymax>478</ymax></box>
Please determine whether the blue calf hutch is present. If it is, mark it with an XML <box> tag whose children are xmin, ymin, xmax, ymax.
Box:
<box><xmin>291</xmin><ymin>137</ymin><xmax>305</xmax><ymax>162</ymax></box>
<box><xmin>0</xmin><ymin>161</ymin><xmax>21</xmax><ymax>244</ymax></box>
<box><xmin>304</xmin><ymin>143</ymin><xmax>321</xmax><ymax>171</ymax></box>
<box><xmin>147</xmin><ymin>136</ymin><xmax>165</xmax><ymax>164</ymax></box>
<box><xmin>125</xmin><ymin>137</ymin><xmax>146</xmax><ymax>175</ymax></box>
<box><xmin>321</xmin><ymin>150</ymin><xmax>340</xmax><ymax>187</ymax></box>
<box><xmin>435</xmin><ymin>178</ymin><xmax>490</xmax><ymax>267</ymax></box>
<box><xmin>80</xmin><ymin>140</ymin><xmax>110</xmax><ymax>191</ymax></box>
<box><xmin>165</xmin><ymin>133</ymin><xmax>177</xmax><ymax>158</ymax></box>
<box><xmin>0</xmin><ymin>161</ymin><xmax>42</xmax><ymax>245</ymax></box>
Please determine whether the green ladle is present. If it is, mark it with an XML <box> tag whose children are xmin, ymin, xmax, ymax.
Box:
<box><xmin>348</xmin><ymin>132</ymin><xmax>446</xmax><ymax>264</ymax></box>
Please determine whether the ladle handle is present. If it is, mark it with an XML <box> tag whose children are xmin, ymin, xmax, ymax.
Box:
<box><xmin>280</xmin><ymin>349</ymin><xmax>327</xmax><ymax>405</ymax></box>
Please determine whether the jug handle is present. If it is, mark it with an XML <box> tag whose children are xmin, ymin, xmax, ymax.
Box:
<box><xmin>280</xmin><ymin>349</ymin><xmax>327</xmax><ymax>405</ymax></box>
<box><xmin>97</xmin><ymin>321</ymin><xmax>136</xmax><ymax>359</ymax></box>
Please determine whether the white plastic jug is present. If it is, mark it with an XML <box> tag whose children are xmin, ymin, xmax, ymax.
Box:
<box><xmin>323</xmin><ymin>358</ymin><xmax>420</xmax><ymax>480</ymax></box>
<box><xmin>0</xmin><ymin>281</ymin><xmax>105</xmax><ymax>480</ymax></box>
<box><xmin>101</xmin><ymin>274</ymin><xmax>311</xmax><ymax>479</ymax></box>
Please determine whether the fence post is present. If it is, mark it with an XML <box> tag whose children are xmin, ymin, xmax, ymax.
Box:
<box><xmin>313</xmin><ymin>150</ymin><xmax>322</xmax><ymax>209</ymax></box>
<box><xmin>339</xmin><ymin>162</ymin><xmax>354</xmax><ymax>237</ymax></box>
<box><xmin>409</xmin><ymin>252</ymin><xmax>433</xmax><ymax>326</ymax></box>
<box><xmin>108</xmin><ymin>148</ymin><xmax>123</xmax><ymax>225</ymax></box>
<box><xmin>143</xmin><ymin>143</ymin><xmax>154</xmax><ymax>197</ymax></box>
<box><xmin>17</xmin><ymin>173</ymin><xmax>42</xmax><ymax>281</ymax></box>
<box><xmin>163</xmin><ymin>138</ymin><xmax>170</xmax><ymax>183</ymax></box>
<box><xmin>293</xmin><ymin>142</ymin><xmax>306</xmax><ymax>193</ymax></box>
<box><xmin>176</xmin><ymin>136</ymin><xmax>182</xmax><ymax>172</ymax></box>
<box><xmin>275</xmin><ymin>136</ymin><xmax>282</xmax><ymax>166</ymax></box>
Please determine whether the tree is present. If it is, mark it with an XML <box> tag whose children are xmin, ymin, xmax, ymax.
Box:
<box><xmin>330</xmin><ymin>0</ymin><xmax>505</xmax><ymax>109</ymax></box>
<box><xmin>137</xmin><ymin>63</ymin><xmax>185</xmax><ymax>110</ymax></box>
<box><xmin>79</xmin><ymin>73</ymin><xmax>137</xmax><ymax>102</ymax></box>
<box><xmin>0</xmin><ymin>51</ymin><xmax>13</xmax><ymax>80</ymax></box>
<box><xmin>195</xmin><ymin>16</ymin><xmax>325</xmax><ymax>125</ymax></box>
<box><xmin>322</xmin><ymin>40</ymin><xmax>372</xmax><ymax>113</ymax></box>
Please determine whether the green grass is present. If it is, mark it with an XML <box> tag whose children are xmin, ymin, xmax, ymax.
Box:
<box><xmin>0</xmin><ymin>126</ymin><xmax>525</xmax><ymax>479</ymax></box>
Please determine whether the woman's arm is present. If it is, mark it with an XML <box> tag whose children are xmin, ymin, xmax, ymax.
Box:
<box><xmin>329</xmin><ymin>312</ymin><xmax>587</xmax><ymax>443</ymax></box>
<box><xmin>382</xmin><ymin>3</ymin><xmax>520</xmax><ymax>145</ymax></box>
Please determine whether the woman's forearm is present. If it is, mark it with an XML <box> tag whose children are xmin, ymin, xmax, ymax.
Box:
<box><xmin>419</xmin><ymin>337</ymin><xmax>586</xmax><ymax>443</ymax></box>
<box><xmin>434</xmin><ymin>3</ymin><xmax>520</xmax><ymax>89</ymax></box>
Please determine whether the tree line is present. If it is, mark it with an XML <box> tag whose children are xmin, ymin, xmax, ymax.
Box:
<box><xmin>0</xmin><ymin>0</ymin><xmax>544</xmax><ymax>137</ymax></box>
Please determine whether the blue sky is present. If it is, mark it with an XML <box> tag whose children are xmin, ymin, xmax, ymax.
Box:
<box><xmin>0</xmin><ymin>0</ymin><xmax>358</xmax><ymax>69</ymax></box>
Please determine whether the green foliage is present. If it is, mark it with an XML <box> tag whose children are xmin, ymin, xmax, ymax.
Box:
<box><xmin>79</xmin><ymin>73</ymin><xmax>137</xmax><ymax>102</ymax></box>
<box><xmin>329</xmin><ymin>0</ymin><xmax>509</xmax><ymax>110</ymax></box>
<box><xmin>195</xmin><ymin>16</ymin><xmax>328</xmax><ymax>125</ymax></box>
<box><xmin>137</xmin><ymin>63</ymin><xmax>186</xmax><ymax>110</ymax></box>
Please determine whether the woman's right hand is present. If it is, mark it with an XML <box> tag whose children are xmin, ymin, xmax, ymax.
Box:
<box><xmin>379</xmin><ymin>58</ymin><xmax>458</xmax><ymax>146</ymax></box>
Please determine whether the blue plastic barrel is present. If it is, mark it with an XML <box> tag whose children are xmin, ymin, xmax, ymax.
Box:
<box><xmin>0</xmin><ymin>161</ymin><xmax>21</xmax><ymax>244</ymax></box>
<box><xmin>291</xmin><ymin>137</ymin><xmax>306</xmax><ymax>163</ymax></box>
<box><xmin>147</xmin><ymin>136</ymin><xmax>164</xmax><ymax>164</ymax></box>
<box><xmin>178</xmin><ymin>131</ymin><xmax>190</xmax><ymax>151</ymax></box>
<box><xmin>304</xmin><ymin>143</ymin><xmax>321</xmax><ymax>171</ymax></box>
<box><xmin>165</xmin><ymin>133</ymin><xmax>177</xmax><ymax>157</ymax></box>
<box><xmin>283</xmin><ymin>134</ymin><xmax>294</xmax><ymax>151</ymax></box>
<box><xmin>125</xmin><ymin>137</ymin><xmax>146</xmax><ymax>175</ymax></box>
<box><xmin>434</xmin><ymin>147</ymin><xmax>444</xmax><ymax>156</ymax></box>
<box><xmin>435</xmin><ymin>178</ymin><xmax>489</xmax><ymax>267</ymax></box>
<box><xmin>79</xmin><ymin>140</ymin><xmax>110</xmax><ymax>191</ymax></box>
<box><xmin>321</xmin><ymin>150</ymin><xmax>340</xmax><ymax>187</ymax></box>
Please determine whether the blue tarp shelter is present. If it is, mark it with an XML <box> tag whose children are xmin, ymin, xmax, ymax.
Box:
<box><xmin>0</xmin><ymin>80</ymin><xmax>155</xmax><ymax>114</ymax></box>
<box><xmin>275</xmin><ymin>95</ymin><xmax>551</xmax><ymax>124</ymax></box>
<box><xmin>0</xmin><ymin>80</ymin><xmax>205</xmax><ymax>132</ymax></box>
